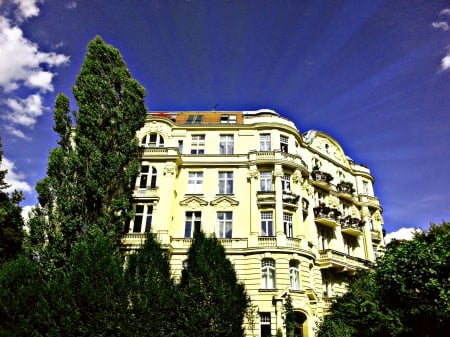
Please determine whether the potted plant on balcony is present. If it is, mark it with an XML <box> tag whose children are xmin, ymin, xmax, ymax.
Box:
<box><xmin>311</xmin><ymin>170</ymin><xmax>333</xmax><ymax>183</ymax></box>
<box><xmin>336</xmin><ymin>181</ymin><xmax>355</xmax><ymax>194</ymax></box>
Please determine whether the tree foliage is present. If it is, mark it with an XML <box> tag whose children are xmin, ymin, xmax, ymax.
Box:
<box><xmin>179</xmin><ymin>231</ymin><xmax>249</xmax><ymax>337</ymax></box>
<box><xmin>30</xmin><ymin>36</ymin><xmax>147</xmax><ymax>258</ymax></box>
<box><xmin>0</xmin><ymin>136</ymin><xmax>24</xmax><ymax>263</ymax></box>
<box><xmin>317</xmin><ymin>221</ymin><xmax>450</xmax><ymax>337</ymax></box>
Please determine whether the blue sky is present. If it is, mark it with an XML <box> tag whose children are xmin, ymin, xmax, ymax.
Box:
<box><xmin>0</xmin><ymin>0</ymin><xmax>449</xmax><ymax>237</ymax></box>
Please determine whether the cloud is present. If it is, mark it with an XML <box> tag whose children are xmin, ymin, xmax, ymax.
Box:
<box><xmin>3</xmin><ymin>125</ymin><xmax>30</xmax><ymax>140</ymax></box>
<box><xmin>65</xmin><ymin>1</ymin><xmax>77</xmax><ymax>10</ymax></box>
<box><xmin>432</xmin><ymin>21</ymin><xmax>449</xmax><ymax>31</ymax></box>
<box><xmin>440</xmin><ymin>8</ymin><xmax>450</xmax><ymax>16</ymax></box>
<box><xmin>440</xmin><ymin>52</ymin><xmax>450</xmax><ymax>71</ymax></box>
<box><xmin>384</xmin><ymin>227</ymin><xmax>420</xmax><ymax>244</ymax></box>
<box><xmin>12</xmin><ymin>0</ymin><xmax>41</xmax><ymax>21</ymax></box>
<box><xmin>4</xmin><ymin>93</ymin><xmax>45</xmax><ymax>126</ymax></box>
<box><xmin>0</xmin><ymin>16</ymin><xmax>69</xmax><ymax>93</ymax></box>
<box><xmin>0</xmin><ymin>157</ymin><xmax>32</xmax><ymax>193</ymax></box>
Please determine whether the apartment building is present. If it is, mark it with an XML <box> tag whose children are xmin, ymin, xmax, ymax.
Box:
<box><xmin>122</xmin><ymin>109</ymin><xmax>385</xmax><ymax>337</ymax></box>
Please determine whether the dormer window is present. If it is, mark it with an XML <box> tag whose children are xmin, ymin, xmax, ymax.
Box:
<box><xmin>186</xmin><ymin>115</ymin><xmax>203</xmax><ymax>124</ymax></box>
<box><xmin>220</xmin><ymin>114</ymin><xmax>237</xmax><ymax>124</ymax></box>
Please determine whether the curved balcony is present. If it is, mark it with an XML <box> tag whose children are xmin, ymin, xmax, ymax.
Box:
<box><xmin>310</xmin><ymin>170</ymin><xmax>333</xmax><ymax>191</ymax></box>
<box><xmin>313</xmin><ymin>204</ymin><xmax>341</xmax><ymax>228</ymax></box>
<box><xmin>282</xmin><ymin>191</ymin><xmax>300</xmax><ymax>210</ymax></box>
<box><xmin>256</xmin><ymin>190</ymin><xmax>276</xmax><ymax>207</ymax></box>
<box><xmin>318</xmin><ymin>249</ymin><xmax>369</xmax><ymax>274</ymax></box>
<box><xmin>335</xmin><ymin>182</ymin><xmax>355</xmax><ymax>202</ymax></box>
<box><xmin>340</xmin><ymin>216</ymin><xmax>363</xmax><ymax>236</ymax></box>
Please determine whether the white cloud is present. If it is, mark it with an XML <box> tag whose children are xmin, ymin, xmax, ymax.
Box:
<box><xmin>440</xmin><ymin>53</ymin><xmax>450</xmax><ymax>71</ymax></box>
<box><xmin>0</xmin><ymin>16</ymin><xmax>69</xmax><ymax>93</ymax></box>
<box><xmin>3</xmin><ymin>125</ymin><xmax>30</xmax><ymax>140</ymax></box>
<box><xmin>5</xmin><ymin>93</ymin><xmax>45</xmax><ymax>126</ymax></box>
<box><xmin>384</xmin><ymin>227</ymin><xmax>420</xmax><ymax>244</ymax></box>
<box><xmin>440</xmin><ymin>8</ymin><xmax>450</xmax><ymax>16</ymax></box>
<box><xmin>12</xmin><ymin>0</ymin><xmax>41</xmax><ymax>21</ymax></box>
<box><xmin>432</xmin><ymin>21</ymin><xmax>449</xmax><ymax>31</ymax></box>
<box><xmin>0</xmin><ymin>157</ymin><xmax>32</xmax><ymax>193</ymax></box>
<box><xmin>65</xmin><ymin>1</ymin><xmax>77</xmax><ymax>10</ymax></box>
<box><xmin>21</xmin><ymin>204</ymin><xmax>33</xmax><ymax>223</ymax></box>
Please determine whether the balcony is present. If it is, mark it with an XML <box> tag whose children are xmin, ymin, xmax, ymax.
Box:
<box><xmin>340</xmin><ymin>216</ymin><xmax>363</xmax><ymax>236</ymax></box>
<box><xmin>133</xmin><ymin>187</ymin><xmax>159</xmax><ymax>200</ymax></box>
<box><xmin>322</xmin><ymin>296</ymin><xmax>336</xmax><ymax>313</ymax></box>
<box><xmin>335</xmin><ymin>182</ymin><xmax>355</xmax><ymax>202</ymax></box>
<box><xmin>310</xmin><ymin>170</ymin><xmax>333</xmax><ymax>191</ymax></box>
<box><xmin>371</xmin><ymin>230</ymin><xmax>382</xmax><ymax>242</ymax></box>
<box><xmin>318</xmin><ymin>249</ymin><xmax>369</xmax><ymax>274</ymax></box>
<box><xmin>313</xmin><ymin>204</ymin><xmax>341</xmax><ymax>228</ymax></box>
<box><xmin>257</xmin><ymin>190</ymin><xmax>276</xmax><ymax>207</ymax></box>
<box><xmin>248</xmin><ymin>150</ymin><xmax>307</xmax><ymax>171</ymax></box>
<box><xmin>282</xmin><ymin>191</ymin><xmax>300</xmax><ymax>210</ymax></box>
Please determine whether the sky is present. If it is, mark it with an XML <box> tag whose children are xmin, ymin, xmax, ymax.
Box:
<box><xmin>0</xmin><ymin>0</ymin><xmax>449</xmax><ymax>239</ymax></box>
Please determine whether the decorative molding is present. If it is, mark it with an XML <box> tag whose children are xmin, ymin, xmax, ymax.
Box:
<box><xmin>210</xmin><ymin>196</ymin><xmax>239</xmax><ymax>209</ymax></box>
<box><xmin>179</xmin><ymin>196</ymin><xmax>208</xmax><ymax>209</ymax></box>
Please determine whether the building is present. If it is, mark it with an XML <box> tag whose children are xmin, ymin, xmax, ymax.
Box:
<box><xmin>122</xmin><ymin>109</ymin><xmax>385</xmax><ymax>337</ymax></box>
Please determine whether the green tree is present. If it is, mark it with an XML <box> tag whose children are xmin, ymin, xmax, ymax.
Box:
<box><xmin>0</xmin><ymin>136</ymin><xmax>24</xmax><ymax>262</ymax></box>
<box><xmin>179</xmin><ymin>231</ymin><xmax>249</xmax><ymax>337</ymax></box>
<box><xmin>124</xmin><ymin>234</ymin><xmax>180</xmax><ymax>337</ymax></box>
<box><xmin>317</xmin><ymin>221</ymin><xmax>450</xmax><ymax>337</ymax></box>
<box><xmin>30</xmin><ymin>36</ymin><xmax>147</xmax><ymax>258</ymax></box>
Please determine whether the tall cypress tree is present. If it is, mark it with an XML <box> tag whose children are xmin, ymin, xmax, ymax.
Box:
<box><xmin>31</xmin><ymin>36</ymin><xmax>147</xmax><ymax>257</ymax></box>
<box><xmin>179</xmin><ymin>231</ymin><xmax>249</xmax><ymax>337</ymax></box>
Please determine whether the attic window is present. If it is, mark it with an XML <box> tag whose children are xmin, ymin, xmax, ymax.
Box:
<box><xmin>186</xmin><ymin>115</ymin><xmax>203</xmax><ymax>124</ymax></box>
<box><xmin>220</xmin><ymin>114</ymin><xmax>237</xmax><ymax>124</ymax></box>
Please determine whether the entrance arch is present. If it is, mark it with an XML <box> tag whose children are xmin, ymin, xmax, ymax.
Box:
<box><xmin>288</xmin><ymin>311</ymin><xmax>307</xmax><ymax>337</ymax></box>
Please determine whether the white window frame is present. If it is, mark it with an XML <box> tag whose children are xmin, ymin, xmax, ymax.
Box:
<box><xmin>259</xmin><ymin>134</ymin><xmax>271</xmax><ymax>151</ymax></box>
<box><xmin>220</xmin><ymin>114</ymin><xmax>237</xmax><ymax>124</ymax></box>
<box><xmin>184</xmin><ymin>211</ymin><xmax>201</xmax><ymax>238</ymax></box>
<box><xmin>218</xmin><ymin>171</ymin><xmax>233</xmax><ymax>194</ymax></box>
<box><xmin>188</xmin><ymin>172</ymin><xmax>203</xmax><ymax>194</ymax></box>
<box><xmin>216</xmin><ymin>211</ymin><xmax>233</xmax><ymax>238</ymax></box>
<box><xmin>289</xmin><ymin>260</ymin><xmax>300</xmax><ymax>290</ymax></box>
<box><xmin>141</xmin><ymin>133</ymin><xmax>164</xmax><ymax>147</ymax></box>
<box><xmin>259</xmin><ymin>171</ymin><xmax>273</xmax><ymax>191</ymax></box>
<box><xmin>281</xmin><ymin>173</ymin><xmax>291</xmax><ymax>192</ymax></box>
<box><xmin>280</xmin><ymin>135</ymin><xmax>288</xmax><ymax>152</ymax></box>
<box><xmin>260</xmin><ymin>312</ymin><xmax>271</xmax><ymax>337</ymax></box>
<box><xmin>283</xmin><ymin>213</ymin><xmax>293</xmax><ymax>238</ymax></box>
<box><xmin>219</xmin><ymin>135</ymin><xmax>234</xmax><ymax>154</ymax></box>
<box><xmin>191</xmin><ymin>134</ymin><xmax>205</xmax><ymax>154</ymax></box>
<box><xmin>186</xmin><ymin>115</ymin><xmax>203</xmax><ymax>124</ymax></box>
<box><xmin>261</xmin><ymin>258</ymin><xmax>276</xmax><ymax>289</ymax></box>
<box><xmin>131</xmin><ymin>204</ymin><xmax>153</xmax><ymax>233</ymax></box>
<box><xmin>261</xmin><ymin>211</ymin><xmax>274</xmax><ymax>236</ymax></box>
<box><xmin>318</xmin><ymin>226</ymin><xmax>331</xmax><ymax>250</ymax></box>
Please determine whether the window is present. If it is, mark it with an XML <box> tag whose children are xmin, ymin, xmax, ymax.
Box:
<box><xmin>186</xmin><ymin>114</ymin><xmax>203</xmax><ymax>124</ymax></box>
<box><xmin>323</xmin><ymin>273</ymin><xmax>333</xmax><ymax>297</ymax></box>
<box><xmin>344</xmin><ymin>235</ymin><xmax>356</xmax><ymax>256</ymax></box>
<box><xmin>131</xmin><ymin>205</ymin><xmax>153</xmax><ymax>233</ymax></box>
<box><xmin>184</xmin><ymin>211</ymin><xmax>201</xmax><ymax>238</ymax></box>
<box><xmin>178</xmin><ymin>140</ymin><xmax>183</xmax><ymax>153</ymax></box>
<box><xmin>261</xmin><ymin>258</ymin><xmax>276</xmax><ymax>289</ymax></box>
<box><xmin>218</xmin><ymin>171</ymin><xmax>233</xmax><ymax>194</ymax></box>
<box><xmin>362</xmin><ymin>181</ymin><xmax>369</xmax><ymax>195</ymax></box>
<box><xmin>261</xmin><ymin>211</ymin><xmax>274</xmax><ymax>236</ymax></box>
<box><xmin>280</xmin><ymin>135</ymin><xmax>288</xmax><ymax>152</ymax></box>
<box><xmin>219</xmin><ymin>135</ymin><xmax>234</xmax><ymax>154</ymax></box>
<box><xmin>289</xmin><ymin>260</ymin><xmax>300</xmax><ymax>290</ymax></box>
<box><xmin>283</xmin><ymin>213</ymin><xmax>293</xmax><ymax>238</ymax></box>
<box><xmin>188</xmin><ymin>172</ymin><xmax>203</xmax><ymax>194</ymax></box>
<box><xmin>318</xmin><ymin>226</ymin><xmax>331</xmax><ymax>250</ymax></box>
<box><xmin>260</xmin><ymin>313</ymin><xmax>271</xmax><ymax>337</ymax></box>
<box><xmin>216</xmin><ymin>211</ymin><xmax>232</xmax><ymax>238</ymax></box>
<box><xmin>259</xmin><ymin>134</ymin><xmax>271</xmax><ymax>151</ymax></box>
<box><xmin>220</xmin><ymin>114</ymin><xmax>237</xmax><ymax>124</ymax></box>
<box><xmin>191</xmin><ymin>135</ymin><xmax>205</xmax><ymax>154</ymax></box>
<box><xmin>281</xmin><ymin>173</ymin><xmax>291</xmax><ymax>192</ymax></box>
<box><xmin>138</xmin><ymin>166</ymin><xmax>157</xmax><ymax>189</ymax></box>
<box><xmin>259</xmin><ymin>171</ymin><xmax>273</xmax><ymax>191</ymax></box>
<box><xmin>141</xmin><ymin>133</ymin><xmax>164</xmax><ymax>147</ymax></box>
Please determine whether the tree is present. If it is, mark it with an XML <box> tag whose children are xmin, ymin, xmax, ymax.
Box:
<box><xmin>179</xmin><ymin>231</ymin><xmax>249</xmax><ymax>337</ymax></box>
<box><xmin>30</xmin><ymin>36</ymin><xmax>147</xmax><ymax>258</ymax></box>
<box><xmin>0</xmin><ymin>136</ymin><xmax>24</xmax><ymax>262</ymax></box>
<box><xmin>124</xmin><ymin>234</ymin><xmax>180</xmax><ymax>337</ymax></box>
<box><xmin>316</xmin><ymin>221</ymin><xmax>450</xmax><ymax>337</ymax></box>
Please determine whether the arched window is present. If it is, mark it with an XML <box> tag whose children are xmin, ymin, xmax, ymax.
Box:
<box><xmin>289</xmin><ymin>260</ymin><xmax>300</xmax><ymax>290</ymax></box>
<box><xmin>141</xmin><ymin>133</ymin><xmax>164</xmax><ymax>147</ymax></box>
<box><xmin>261</xmin><ymin>258</ymin><xmax>276</xmax><ymax>289</ymax></box>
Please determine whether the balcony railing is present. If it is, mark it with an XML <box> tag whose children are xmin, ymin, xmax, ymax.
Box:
<box><xmin>313</xmin><ymin>204</ymin><xmax>341</xmax><ymax>227</ymax></box>
<box><xmin>134</xmin><ymin>187</ymin><xmax>159</xmax><ymax>199</ymax></box>
<box><xmin>371</xmin><ymin>230</ymin><xmax>382</xmax><ymax>242</ymax></box>
<box><xmin>340</xmin><ymin>216</ymin><xmax>363</xmax><ymax>236</ymax></box>
<box><xmin>318</xmin><ymin>249</ymin><xmax>369</xmax><ymax>273</ymax></box>
<box><xmin>256</xmin><ymin>191</ymin><xmax>276</xmax><ymax>206</ymax></box>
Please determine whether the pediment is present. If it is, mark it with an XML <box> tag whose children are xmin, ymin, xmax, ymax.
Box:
<box><xmin>179</xmin><ymin>196</ymin><xmax>208</xmax><ymax>209</ymax></box>
<box><xmin>210</xmin><ymin>196</ymin><xmax>239</xmax><ymax>209</ymax></box>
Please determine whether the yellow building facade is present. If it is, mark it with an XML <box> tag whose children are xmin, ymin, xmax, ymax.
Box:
<box><xmin>122</xmin><ymin>109</ymin><xmax>385</xmax><ymax>337</ymax></box>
